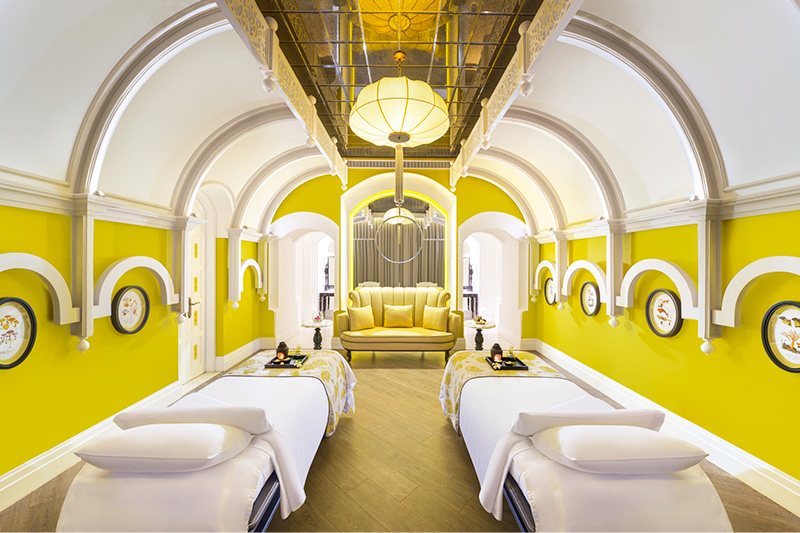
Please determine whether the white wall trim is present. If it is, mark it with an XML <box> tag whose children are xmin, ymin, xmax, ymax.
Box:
<box><xmin>0</xmin><ymin>381</ymin><xmax>181</xmax><ymax>513</ymax></box>
<box><xmin>533</xmin><ymin>260</ymin><xmax>556</xmax><ymax>291</ymax></box>
<box><xmin>214</xmin><ymin>337</ymin><xmax>272</xmax><ymax>371</ymax></box>
<box><xmin>561</xmin><ymin>259</ymin><xmax>607</xmax><ymax>302</ymax></box>
<box><xmin>532</xmin><ymin>339</ymin><xmax>800</xmax><ymax>517</ymax></box>
<box><xmin>617</xmin><ymin>258</ymin><xmax>699</xmax><ymax>320</ymax></box>
<box><xmin>93</xmin><ymin>256</ymin><xmax>180</xmax><ymax>318</ymax></box>
<box><xmin>0</xmin><ymin>253</ymin><xmax>80</xmax><ymax>324</ymax></box>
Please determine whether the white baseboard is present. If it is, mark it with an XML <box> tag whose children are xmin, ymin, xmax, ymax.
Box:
<box><xmin>532</xmin><ymin>339</ymin><xmax>800</xmax><ymax>518</ymax></box>
<box><xmin>215</xmin><ymin>337</ymin><xmax>273</xmax><ymax>371</ymax></box>
<box><xmin>0</xmin><ymin>381</ymin><xmax>182</xmax><ymax>513</ymax></box>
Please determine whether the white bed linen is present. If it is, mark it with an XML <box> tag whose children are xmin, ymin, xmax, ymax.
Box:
<box><xmin>460</xmin><ymin>377</ymin><xmax>733</xmax><ymax>532</ymax></box>
<box><xmin>58</xmin><ymin>376</ymin><xmax>328</xmax><ymax>532</ymax></box>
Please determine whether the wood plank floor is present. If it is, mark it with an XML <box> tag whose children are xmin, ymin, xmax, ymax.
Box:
<box><xmin>3</xmin><ymin>349</ymin><xmax>800</xmax><ymax>532</ymax></box>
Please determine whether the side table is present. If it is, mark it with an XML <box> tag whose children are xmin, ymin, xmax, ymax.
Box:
<box><xmin>464</xmin><ymin>320</ymin><xmax>496</xmax><ymax>351</ymax></box>
<box><xmin>301</xmin><ymin>319</ymin><xmax>333</xmax><ymax>350</ymax></box>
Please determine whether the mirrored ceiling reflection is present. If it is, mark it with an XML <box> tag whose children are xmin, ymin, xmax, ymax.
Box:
<box><xmin>257</xmin><ymin>0</ymin><xmax>544</xmax><ymax>159</ymax></box>
<box><xmin>352</xmin><ymin>195</ymin><xmax>446</xmax><ymax>288</ymax></box>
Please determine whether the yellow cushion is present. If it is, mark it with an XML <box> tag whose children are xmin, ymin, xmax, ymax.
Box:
<box><xmin>422</xmin><ymin>305</ymin><xmax>450</xmax><ymax>332</ymax></box>
<box><xmin>348</xmin><ymin>305</ymin><xmax>375</xmax><ymax>331</ymax></box>
<box><xmin>383</xmin><ymin>304</ymin><xmax>414</xmax><ymax>328</ymax></box>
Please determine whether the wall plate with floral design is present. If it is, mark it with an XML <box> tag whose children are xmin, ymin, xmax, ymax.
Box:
<box><xmin>544</xmin><ymin>277</ymin><xmax>556</xmax><ymax>305</ymax></box>
<box><xmin>762</xmin><ymin>301</ymin><xmax>800</xmax><ymax>373</ymax></box>
<box><xmin>580</xmin><ymin>281</ymin><xmax>600</xmax><ymax>316</ymax></box>
<box><xmin>645</xmin><ymin>289</ymin><xmax>683</xmax><ymax>337</ymax></box>
<box><xmin>111</xmin><ymin>285</ymin><xmax>150</xmax><ymax>334</ymax></box>
<box><xmin>0</xmin><ymin>297</ymin><xmax>37</xmax><ymax>369</ymax></box>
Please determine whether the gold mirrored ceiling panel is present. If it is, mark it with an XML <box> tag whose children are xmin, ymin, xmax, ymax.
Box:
<box><xmin>257</xmin><ymin>0</ymin><xmax>544</xmax><ymax>159</ymax></box>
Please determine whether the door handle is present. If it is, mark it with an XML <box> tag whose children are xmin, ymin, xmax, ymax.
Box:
<box><xmin>186</xmin><ymin>297</ymin><xmax>200</xmax><ymax>319</ymax></box>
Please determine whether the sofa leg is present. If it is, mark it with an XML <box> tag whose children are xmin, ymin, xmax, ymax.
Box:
<box><xmin>444</xmin><ymin>350</ymin><xmax>450</xmax><ymax>363</ymax></box>
<box><xmin>345</xmin><ymin>350</ymin><xmax>351</xmax><ymax>362</ymax></box>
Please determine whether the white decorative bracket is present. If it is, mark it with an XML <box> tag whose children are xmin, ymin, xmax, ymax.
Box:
<box><xmin>94</xmin><ymin>256</ymin><xmax>179</xmax><ymax>318</ymax></box>
<box><xmin>534</xmin><ymin>260</ymin><xmax>556</xmax><ymax>291</ymax></box>
<box><xmin>561</xmin><ymin>260</ymin><xmax>608</xmax><ymax>302</ymax></box>
<box><xmin>617</xmin><ymin>259</ymin><xmax>699</xmax><ymax>320</ymax></box>
<box><xmin>0</xmin><ymin>253</ymin><xmax>80</xmax><ymax>325</ymax></box>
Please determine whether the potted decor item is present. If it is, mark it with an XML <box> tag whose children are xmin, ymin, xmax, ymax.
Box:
<box><xmin>275</xmin><ymin>341</ymin><xmax>289</xmax><ymax>361</ymax></box>
<box><xmin>490</xmin><ymin>343</ymin><xmax>503</xmax><ymax>362</ymax></box>
<box><xmin>312</xmin><ymin>311</ymin><xmax>323</xmax><ymax>323</ymax></box>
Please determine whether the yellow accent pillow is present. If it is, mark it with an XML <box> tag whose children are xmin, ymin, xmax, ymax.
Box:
<box><xmin>383</xmin><ymin>304</ymin><xmax>414</xmax><ymax>328</ymax></box>
<box><xmin>422</xmin><ymin>305</ymin><xmax>450</xmax><ymax>332</ymax></box>
<box><xmin>348</xmin><ymin>305</ymin><xmax>375</xmax><ymax>331</ymax></box>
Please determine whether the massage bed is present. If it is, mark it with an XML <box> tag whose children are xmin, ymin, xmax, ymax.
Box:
<box><xmin>441</xmin><ymin>350</ymin><xmax>733</xmax><ymax>532</ymax></box>
<box><xmin>58</xmin><ymin>350</ymin><xmax>355</xmax><ymax>532</ymax></box>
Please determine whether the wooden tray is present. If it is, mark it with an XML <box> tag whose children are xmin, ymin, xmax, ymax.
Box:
<box><xmin>265</xmin><ymin>354</ymin><xmax>308</xmax><ymax>368</ymax></box>
<box><xmin>485</xmin><ymin>356</ymin><xmax>528</xmax><ymax>371</ymax></box>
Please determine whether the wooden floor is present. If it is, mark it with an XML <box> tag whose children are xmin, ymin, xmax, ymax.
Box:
<box><xmin>3</xmin><ymin>350</ymin><xmax>800</xmax><ymax>532</ymax></box>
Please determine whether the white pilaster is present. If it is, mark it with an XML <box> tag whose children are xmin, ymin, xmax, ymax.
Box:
<box><xmin>227</xmin><ymin>228</ymin><xmax>243</xmax><ymax>308</ymax></box>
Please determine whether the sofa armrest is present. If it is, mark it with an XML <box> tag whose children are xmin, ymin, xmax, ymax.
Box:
<box><xmin>337</xmin><ymin>312</ymin><xmax>351</xmax><ymax>333</ymax></box>
<box><xmin>448</xmin><ymin>312</ymin><xmax>461</xmax><ymax>336</ymax></box>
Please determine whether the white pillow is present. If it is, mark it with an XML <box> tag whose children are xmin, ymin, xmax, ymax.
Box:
<box><xmin>511</xmin><ymin>408</ymin><xmax>664</xmax><ymax>436</ymax></box>
<box><xmin>532</xmin><ymin>424</ymin><xmax>708</xmax><ymax>474</ymax></box>
<box><xmin>76</xmin><ymin>423</ymin><xmax>252</xmax><ymax>473</ymax></box>
<box><xmin>114</xmin><ymin>404</ymin><xmax>272</xmax><ymax>435</ymax></box>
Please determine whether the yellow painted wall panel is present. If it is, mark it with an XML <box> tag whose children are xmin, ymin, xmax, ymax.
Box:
<box><xmin>456</xmin><ymin>176</ymin><xmax>524</xmax><ymax>226</ymax></box>
<box><xmin>272</xmin><ymin>174</ymin><xmax>342</xmax><ymax>224</ymax></box>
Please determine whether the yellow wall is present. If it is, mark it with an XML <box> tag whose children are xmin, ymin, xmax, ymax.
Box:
<box><xmin>0</xmin><ymin>208</ymin><xmax>178</xmax><ymax>476</ymax></box>
<box><xmin>456</xmin><ymin>176</ymin><xmax>525</xmax><ymax>226</ymax></box>
<box><xmin>273</xmin><ymin>174</ymin><xmax>342</xmax><ymax>224</ymax></box>
<box><xmin>215</xmin><ymin>239</ymin><xmax>272</xmax><ymax>356</ymax></box>
<box><xmin>534</xmin><ymin>216</ymin><xmax>800</xmax><ymax>479</ymax></box>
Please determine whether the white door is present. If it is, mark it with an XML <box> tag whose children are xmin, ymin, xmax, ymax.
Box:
<box><xmin>188</xmin><ymin>224</ymin><xmax>205</xmax><ymax>380</ymax></box>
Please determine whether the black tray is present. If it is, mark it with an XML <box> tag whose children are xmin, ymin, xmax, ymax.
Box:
<box><xmin>485</xmin><ymin>356</ymin><xmax>528</xmax><ymax>371</ymax></box>
<box><xmin>265</xmin><ymin>354</ymin><xmax>308</xmax><ymax>368</ymax></box>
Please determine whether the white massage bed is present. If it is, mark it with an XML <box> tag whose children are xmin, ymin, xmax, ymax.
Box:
<box><xmin>447</xmin><ymin>355</ymin><xmax>733</xmax><ymax>532</ymax></box>
<box><xmin>58</xmin><ymin>358</ymin><xmax>354</xmax><ymax>532</ymax></box>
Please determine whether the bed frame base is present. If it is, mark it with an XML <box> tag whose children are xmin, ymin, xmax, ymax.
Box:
<box><xmin>248</xmin><ymin>471</ymin><xmax>281</xmax><ymax>532</ymax></box>
<box><xmin>503</xmin><ymin>473</ymin><xmax>536</xmax><ymax>532</ymax></box>
<box><xmin>345</xmin><ymin>349</ymin><xmax>450</xmax><ymax>364</ymax></box>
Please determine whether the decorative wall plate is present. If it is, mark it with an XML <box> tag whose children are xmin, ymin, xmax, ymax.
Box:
<box><xmin>544</xmin><ymin>277</ymin><xmax>556</xmax><ymax>305</ymax></box>
<box><xmin>111</xmin><ymin>286</ymin><xmax>150</xmax><ymax>334</ymax></box>
<box><xmin>580</xmin><ymin>281</ymin><xmax>601</xmax><ymax>316</ymax></box>
<box><xmin>761</xmin><ymin>301</ymin><xmax>800</xmax><ymax>373</ymax></box>
<box><xmin>0</xmin><ymin>297</ymin><xmax>37</xmax><ymax>369</ymax></box>
<box><xmin>645</xmin><ymin>289</ymin><xmax>683</xmax><ymax>337</ymax></box>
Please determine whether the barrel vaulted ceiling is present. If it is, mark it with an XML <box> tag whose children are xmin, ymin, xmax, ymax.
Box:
<box><xmin>1</xmin><ymin>0</ymin><xmax>799</xmax><ymax>237</ymax></box>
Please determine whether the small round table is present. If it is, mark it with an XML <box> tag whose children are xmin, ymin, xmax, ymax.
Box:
<box><xmin>301</xmin><ymin>319</ymin><xmax>333</xmax><ymax>350</ymax></box>
<box><xmin>464</xmin><ymin>320</ymin><xmax>496</xmax><ymax>351</ymax></box>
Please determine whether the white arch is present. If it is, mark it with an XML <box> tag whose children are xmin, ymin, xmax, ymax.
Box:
<box><xmin>534</xmin><ymin>260</ymin><xmax>557</xmax><ymax>291</ymax></box>
<box><xmin>230</xmin><ymin>146</ymin><xmax>322</xmax><ymax>229</ymax></box>
<box><xmin>239</xmin><ymin>258</ymin><xmax>262</xmax><ymax>293</ymax></box>
<box><xmin>714</xmin><ymin>256</ymin><xmax>800</xmax><ymax>327</ymax></box>
<box><xmin>503</xmin><ymin>106</ymin><xmax>625</xmax><ymax>219</ymax></box>
<box><xmin>94</xmin><ymin>256</ymin><xmax>179</xmax><ymax>318</ymax></box>
<box><xmin>458</xmin><ymin>212</ymin><xmax>528</xmax><ymax>242</ymax></box>
<box><xmin>172</xmin><ymin>105</ymin><xmax>297</xmax><ymax>215</ymax></box>
<box><xmin>0</xmin><ymin>253</ymin><xmax>80</xmax><ymax>325</ymax></box>
<box><xmin>617</xmin><ymin>259</ymin><xmax>698</xmax><ymax>320</ymax></box>
<box><xmin>562</xmin><ymin>260</ymin><xmax>608</xmax><ymax>302</ymax></box>
<box><xmin>70</xmin><ymin>3</ymin><xmax>229</xmax><ymax>194</ymax></box>
<box><xmin>481</xmin><ymin>148</ymin><xmax>568</xmax><ymax>230</ymax></box>
<box><xmin>561</xmin><ymin>12</ymin><xmax>727</xmax><ymax>199</ymax></box>
<box><xmin>459</xmin><ymin>166</ymin><xmax>539</xmax><ymax>235</ymax></box>
<box><xmin>259</xmin><ymin>166</ymin><xmax>333</xmax><ymax>232</ymax></box>
<box><xmin>340</xmin><ymin>173</ymin><xmax>458</xmax><ymax>303</ymax></box>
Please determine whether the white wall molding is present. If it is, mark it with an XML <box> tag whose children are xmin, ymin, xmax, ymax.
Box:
<box><xmin>0</xmin><ymin>381</ymin><xmax>181</xmax><ymax>513</ymax></box>
<box><xmin>259</xmin><ymin>166</ymin><xmax>333</xmax><ymax>232</ymax></box>
<box><xmin>93</xmin><ymin>256</ymin><xmax>180</xmax><ymax>318</ymax></box>
<box><xmin>456</xmin><ymin>167</ymin><xmax>538</xmax><ymax>236</ymax></box>
<box><xmin>0</xmin><ymin>253</ymin><xmax>80</xmax><ymax>325</ymax></box>
<box><xmin>533</xmin><ymin>339</ymin><xmax>800</xmax><ymax>517</ymax></box>
<box><xmin>533</xmin><ymin>260</ymin><xmax>556</xmax><ymax>291</ymax></box>
<box><xmin>617</xmin><ymin>258</ymin><xmax>699</xmax><ymax>320</ymax></box>
<box><xmin>561</xmin><ymin>260</ymin><xmax>607</xmax><ymax>302</ymax></box>
<box><xmin>215</xmin><ymin>337</ymin><xmax>266</xmax><ymax>371</ymax></box>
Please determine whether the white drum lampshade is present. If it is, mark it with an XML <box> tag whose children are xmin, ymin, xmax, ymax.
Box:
<box><xmin>349</xmin><ymin>76</ymin><xmax>449</xmax><ymax>148</ymax></box>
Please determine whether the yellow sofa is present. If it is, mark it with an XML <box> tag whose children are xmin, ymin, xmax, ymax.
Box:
<box><xmin>337</xmin><ymin>286</ymin><xmax>461</xmax><ymax>362</ymax></box>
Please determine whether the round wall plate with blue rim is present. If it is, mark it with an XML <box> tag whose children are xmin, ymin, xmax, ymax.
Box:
<box><xmin>762</xmin><ymin>301</ymin><xmax>800</xmax><ymax>373</ymax></box>
<box><xmin>543</xmin><ymin>277</ymin><xmax>556</xmax><ymax>305</ymax></box>
<box><xmin>580</xmin><ymin>281</ymin><xmax>601</xmax><ymax>316</ymax></box>
<box><xmin>0</xmin><ymin>297</ymin><xmax>37</xmax><ymax>369</ymax></box>
<box><xmin>645</xmin><ymin>289</ymin><xmax>683</xmax><ymax>337</ymax></box>
<box><xmin>111</xmin><ymin>285</ymin><xmax>150</xmax><ymax>334</ymax></box>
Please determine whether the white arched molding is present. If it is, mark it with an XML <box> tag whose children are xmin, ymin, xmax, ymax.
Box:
<box><xmin>617</xmin><ymin>259</ymin><xmax>699</xmax><ymax>320</ymax></box>
<box><xmin>714</xmin><ymin>256</ymin><xmax>800</xmax><ymax>328</ymax></box>
<box><xmin>503</xmin><ymin>106</ymin><xmax>625</xmax><ymax>219</ymax></box>
<box><xmin>94</xmin><ymin>256</ymin><xmax>179</xmax><ymax>318</ymax></box>
<box><xmin>0</xmin><ymin>253</ymin><xmax>80</xmax><ymax>325</ymax></box>
<box><xmin>229</xmin><ymin>146</ymin><xmax>322</xmax><ymax>229</ymax></box>
<box><xmin>69</xmin><ymin>3</ymin><xmax>229</xmax><ymax>194</ymax></box>
<box><xmin>562</xmin><ymin>260</ymin><xmax>608</xmax><ymax>302</ymax></box>
<box><xmin>340</xmin><ymin>173</ymin><xmax>457</xmax><ymax>306</ymax></box>
<box><xmin>459</xmin><ymin>167</ymin><xmax>539</xmax><ymax>235</ymax></box>
<box><xmin>259</xmin><ymin>166</ymin><xmax>333</xmax><ymax>232</ymax></box>
<box><xmin>172</xmin><ymin>105</ymin><xmax>296</xmax><ymax>216</ymax></box>
<box><xmin>239</xmin><ymin>258</ymin><xmax>263</xmax><ymax>296</ymax></box>
<box><xmin>269</xmin><ymin>212</ymin><xmax>339</xmax><ymax>313</ymax></box>
<box><xmin>481</xmin><ymin>148</ymin><xmax>568</xmax><ymax>230</ymax></box>
<box><xmin>534</xmin><ymin>260</ymin><xmax>557</xmax><ymax>291</ymax></box>
<box><xmin>561</xmin><ymin>13</ymin><xmax>727</xmax><ymax>200</ymax></box>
